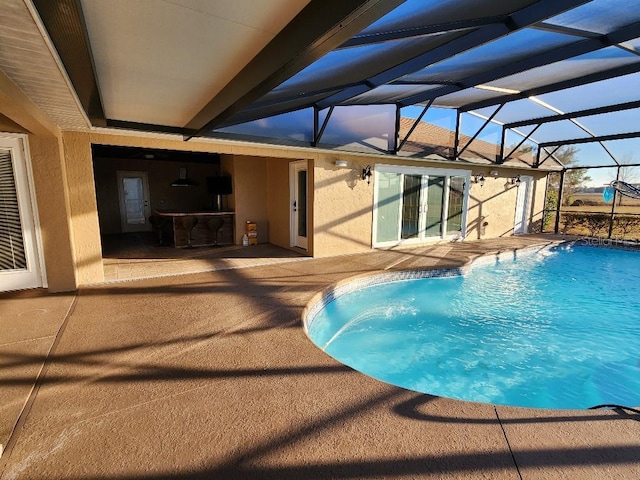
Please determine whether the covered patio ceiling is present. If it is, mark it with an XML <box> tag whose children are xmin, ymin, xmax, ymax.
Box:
<box><xmin>30</xmin><ymin>0</ymin><xmax>640</xmax><ymax>169</ymax></box>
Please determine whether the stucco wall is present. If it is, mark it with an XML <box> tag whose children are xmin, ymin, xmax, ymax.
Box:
<box><xmin>28</xmin><ymin>134</ymin><xmax>78</xmax><ymax>292</ymax></box>
<box><xmin>231</xmin><ymin>156</ymin><xmax>269</xmax><ymax>245</ymax></box>
<box><xmin>467</xmin><ymin>168</ymin><xmax>548</xmax><ymax>239</ymax></box>
<box><xmin>266</xmin><ymin>158</ymin><xmax>292</xmax><ymax>250</ymax></box>
<box><xmin>312</xmin><ymin>155</ymin><xmax>374</xmax><ymax>257</ymax></box>
<box><xmin>312</xmin><ymin>157</ymin><xmax>549</xmax><ymax>256</ymax></box>
<box><xmin>62</xmin><ymin>131</ymin><xmax>104</xmax><ymax>285</ymax></box>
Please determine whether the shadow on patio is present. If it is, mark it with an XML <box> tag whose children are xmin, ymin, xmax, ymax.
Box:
<box><xmin>1</xmin><ymin>235</ymin><xmax>639</xmax><ymax>479</ymax></box>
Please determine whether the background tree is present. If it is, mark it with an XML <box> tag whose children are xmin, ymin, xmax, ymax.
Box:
<box><xmin>616</xmin><ymin>153</ymin><xmax>640</xmax><ymax>206</ymax></box>
<box><xmin>542</xmin><ymin>145</ymin><xmax>591</xmax><ymax>205</ymax></box>
<box><xmin>618</xmin><ymin>153</ymin><xmax>639</xmax><ymax>184</ymax></box>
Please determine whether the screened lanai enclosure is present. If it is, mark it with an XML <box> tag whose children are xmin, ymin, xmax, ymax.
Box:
<box><xmin>36</xmin><ymin>0</ymin><xmax>640</xmax><ymax>241</ymax></box>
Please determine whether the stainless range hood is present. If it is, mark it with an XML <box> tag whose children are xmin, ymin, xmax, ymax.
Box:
<box><xmin>171</xmin><ymin>167</ymin><xmax>197</xmax><ymax>187</ymax></box>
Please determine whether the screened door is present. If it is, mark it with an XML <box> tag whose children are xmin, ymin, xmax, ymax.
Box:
<box><xmin>0</xmin><ymin>136</ymin><xmax>43</xmax><ymax>292</ymax></box>
<box><xmin>374</xmin><ymin>165</ymin><xmax>469</xmax><ymax>247</ymax></box>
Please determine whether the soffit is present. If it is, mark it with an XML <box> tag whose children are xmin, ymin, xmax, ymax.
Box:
<box><xmin>0</xmin><ymin>1</ymin><xmax>88</xmax><ymax>130</ymax></box>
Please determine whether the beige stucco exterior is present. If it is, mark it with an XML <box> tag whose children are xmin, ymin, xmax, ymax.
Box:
<box><xmin>311</xmin><ymin>155</ymin><xmax>548</xmax><ymax>257</ymax></box>
<box><xmin>0</xmin><ymin>68</ymin><xmax>550</xmax><ymax>293</ymax></box>
<box><xmin>467</xmin><ymin>168</ymin><xmax>548</xmax><ymax>240</ymax></box>
<box><xmin>266</xmin><ymin>158</ymin><xmax>293</xmax><ymax>250</ymax></box>
<box><xmin>312</xmin><ymin>154</ymin><xmax>375</xmax><ymax>257</ymax></box>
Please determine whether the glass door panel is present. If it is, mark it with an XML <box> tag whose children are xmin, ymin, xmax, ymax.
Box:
<box><xmin>375</xmin><ymin>172</ymin><xmax>401</xmax><ymax>243</ymax></box>
<box><xmin>374</xmin><ymin>166</ymin><xmax>470</xmax><ymax>247</ymax></box>
<box><xmin>425</xmin><ymin>176</ymin><xmax>444</xmax><ymax>237</ymax></box>
<box><xmin>401</xmin><ymin>174</ymin><xmax>421</xmax><ymax>239</ymax></box>
<box><xmin>0</xmin><ymin>137</ymin><xmax>43</xmax><ymax>292</ymax></box>
<box><xmin>117</xmin><ymin>171</ymin><xmax>151</xmax><ymax>233</ymax></box>
<box><xmin>290</xmin><ymin>160</ymin><xmax>308</xmax><ymax>249</ymax></box>
<box><xmin>123</xmin><ymin>177</ymin><xmax>146</xmax><ymax>225</ymax></box>
<box><xmin>446</xmin><ymin>176</ymin><xmax>465</xmax><ymax>235</ymax></box>
<box><xmin>297</xmin><ymin>169</ymin><xmax>307</xmax><ymax>238</ymax></box>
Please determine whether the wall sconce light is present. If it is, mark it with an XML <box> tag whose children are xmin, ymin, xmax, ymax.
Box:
<box><xmin>511</xmin><ymin>175</ymin><xmax>521</xmax><ymax>186</ymax></box>
<box><xmin>362</xmin><ymin>165</ymin><xmax>372</xmax><ymax>184</ymax></box>
<box><xmin>489</xmin><ymin>169</ymin><xmax>499</xmax><ymax>177</ymax></box>
<box><xmin>474</xmin><ymin>173</ymin><xmax>485</xmax><ymax>187</ymax></box>
<box><xmin>335</xmin><ymin>159</ymin><xmax>348</xmax><ymax>167</ymax></box>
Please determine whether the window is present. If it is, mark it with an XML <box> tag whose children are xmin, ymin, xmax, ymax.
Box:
<box><xmin>373</xmin><ymin>164</ymin><xmax>470</xmax><ymax>247</ymax></box>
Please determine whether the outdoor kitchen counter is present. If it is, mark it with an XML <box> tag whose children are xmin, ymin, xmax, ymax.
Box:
<box><xmin>154</xmin><ymin>211</ymin><xmax>235</xmax><ymax>247</ymax></box>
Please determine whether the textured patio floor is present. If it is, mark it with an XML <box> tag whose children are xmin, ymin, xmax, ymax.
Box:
<box><xmin>1</xmin><ymin>235</ymin><xmax>639</xmax><ymax>479</ymax></box>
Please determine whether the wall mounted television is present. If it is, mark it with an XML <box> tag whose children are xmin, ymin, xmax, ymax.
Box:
<box><xmin>206</xmin><ymin>176</ymin><xmax>232</xmax><ymax>195</ymax></box>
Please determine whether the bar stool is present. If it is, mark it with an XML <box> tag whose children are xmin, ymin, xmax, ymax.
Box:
<box><xmin>183</xmin><ymin>216</ymin><xmax>198</xmax><ymax>248</ymax></box>
<box><xmin>207</xmin><ymin>217</ymin><xmax>224</xmax><ymax>247</ymax></box>
<box><xmin>148</xmin><ymin>215</ymin><xmax>165</xmax><ymax>246</ymax></box>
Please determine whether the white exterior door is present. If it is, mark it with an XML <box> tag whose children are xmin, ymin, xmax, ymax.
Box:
<box><xmin>0</xmin><ymin>135</ymin><xmax>44</xmax><ymax>292</ymax></box>
<box><xmin>373</xmin><ymin>164</ymin><xmax>470</xmax><ymax>247</ymax></box>
<box><xmin>290</xmin><ymin>161</ymin><xmax>308</xmax><ymax>249</ymax></box>
<box><xmin>117</xmin><ymin>171</ymin><xmax>152</xmax><ymax>233</ymax></box>
<box><xmin>514</xmin><ymin>175</ymin><xmax>533</xmax><ymax>235</ymax></box>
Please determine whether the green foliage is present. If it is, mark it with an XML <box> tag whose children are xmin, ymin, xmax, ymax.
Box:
<box><xmin>615</xmin><ymin>215</ymin><xmax>640</xmax><ymax>239</ymax></box>
<box><xmin>543</xmin><ymin>190</ymin><xmax>558</xmax><ymax>229</ymax></box>
<box><xmin>544</xmin><ymin>146</ymin><xmax>592</xmax><ymax>205</ymax></box>
<box><xmin>560</xmin><ymin>212</ymin><xmax>640</xmax><ymax>240</ymax></box>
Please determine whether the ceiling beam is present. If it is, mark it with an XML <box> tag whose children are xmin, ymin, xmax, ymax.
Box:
<box><xmin>32</xmin><ymin>0</ymin><xmax>106</xmax><ymax>127</ymax></box>
<box><xmin>339</xmin><ymin>14</ymin><xmax>509</xmax><ymax>48</ymax></box>
<box><xmin>184</xmin><ymin>0</ymin><xmax>405</xmax><ymax>139</ymax></box>
<box><xmin>401</xmin><ymin>20</ymin><xmax>640</xmax><ymax>108</ymax></box>
<box><xmin>539</xmin><ymin>130</ymin><xmax>640</xmax><ymax>148</ymax></box>
<box><xmin>530</xmin><ymin>21</ymin><xmax>601</xmax><ymax>39</ymax></box>
<box><xmin>504</xmin><ymin>99</ymin><xmax>640</xmax><ymax>129</ymax></box>
<box><xmin>315</xmin><ymin>0</ymin><xmax>591</xmax><ymax>109</ymax></box>
<box><xmin>461</xmin><ymin>61</ymin><xmax>640</xmax><ymax>112</ymax></box>
<box><xmin>316</xmin><ymin>23</ymin><xmax>511</xmax><ymax>108</ymax></box>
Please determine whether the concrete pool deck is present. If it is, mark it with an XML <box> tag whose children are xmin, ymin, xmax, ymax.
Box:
<box><xmin>1</xmin><ymin>234</ymin><xmax>639</xmax><ymax>479</ymax></box>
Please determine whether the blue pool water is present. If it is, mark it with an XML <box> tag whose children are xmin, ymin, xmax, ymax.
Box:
<box><xmin>307</xmin><ymin>244</ymin><xmax>640</xmax><ymax>409</ymax></box>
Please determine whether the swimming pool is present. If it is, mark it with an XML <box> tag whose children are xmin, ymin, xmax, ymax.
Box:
<box><xmin>305</xmin><ymin>243</ymin><xmax>640</xmax><ymax>409</ymax></box>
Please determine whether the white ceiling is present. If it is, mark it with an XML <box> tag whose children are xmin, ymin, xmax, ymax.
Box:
<box><xmin>80</xmin><ymin>0</ymin><xmax>310</xmax><ymax>127</ymax></box>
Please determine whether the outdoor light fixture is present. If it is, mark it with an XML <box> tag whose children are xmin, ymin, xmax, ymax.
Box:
<box><xmin>362</xmin><ymin>165</ymin><xmax>372</xmax><ymax>184</ymax></box>
<box><xmin>489</xmin><ymin>169</ymin><xmax>499</xmax><ymax>177</ymax></box>
<box><xmin>475</xmin><ymin>173</ymin><xmax>485</xmax><ymax>187</ymax></box>
<box><xmin>335</xmin><ymin>159</ymin><xmax>348</xmax><ymax>167</ymax></box>
<box><xmin>511</xmin><ymin>175</ymin><xmax>521</xmax><ymax>186</ymax></box>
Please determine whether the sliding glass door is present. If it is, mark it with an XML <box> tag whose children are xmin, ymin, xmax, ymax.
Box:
<box><xmin>373</xmin><ymin>165</ymin><xmax>470</xmax><ymax>247</ymax></box>
<box><xmin>401</xmin><ymin>174</ymin><xmax>422</xmax><ymax>239</ymax></box>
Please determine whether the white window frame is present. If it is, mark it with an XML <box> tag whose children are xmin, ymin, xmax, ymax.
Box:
<box><xmin>0</xmin><ymin>133</ymin><xmax>46</xmax><ymax>290</ymax></box>
<box><xmin>372</xmin><ymin>163</ymin><xmax>471</xmax><ymax>248</ymax></box>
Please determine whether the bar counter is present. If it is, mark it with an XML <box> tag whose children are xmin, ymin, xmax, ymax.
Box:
<box><xmin>155</xmin><ymin>211</ymin><xmax>235</xmax><ymax>247</ymax></box>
